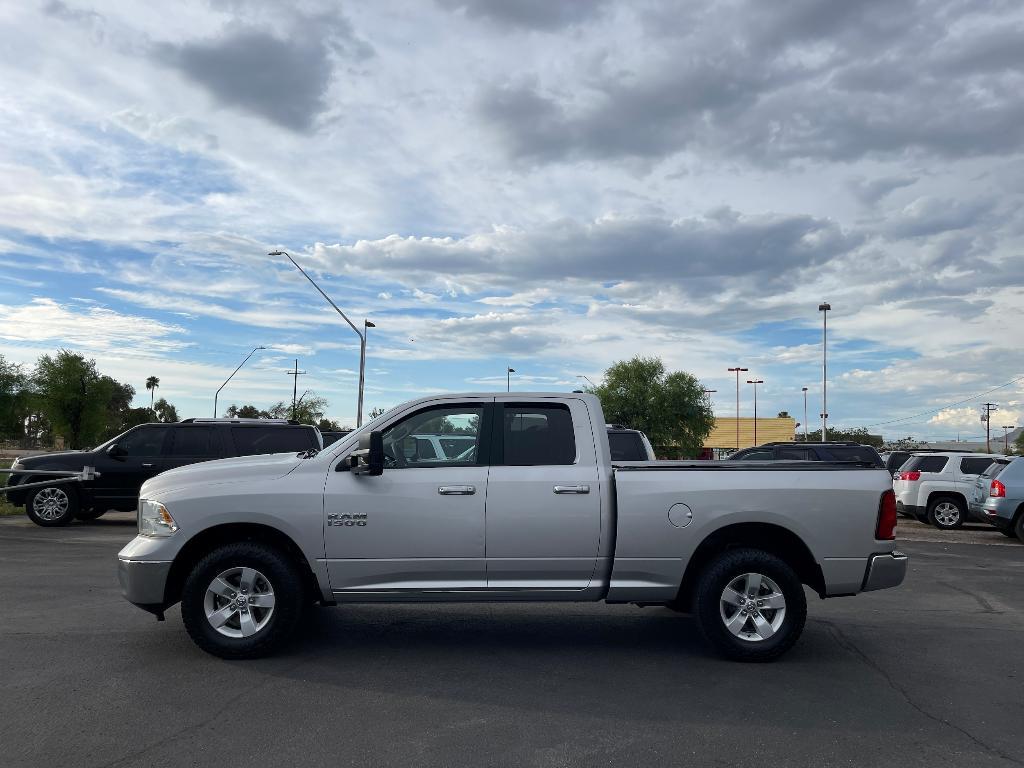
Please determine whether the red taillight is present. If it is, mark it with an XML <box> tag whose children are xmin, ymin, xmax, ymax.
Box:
<box><xmin>899</xmin><ymin>471</ymin><xmax>921</xmax><ymax>481</ymax></box>
<box><xmin>990</xmin><ymin>480</ymin><xmax>1006</xmax><ymax>498</ymax></box>
<box><xmin>876</xmin><ymin>490</ymin><xmax>897</xmax><ymax>540</ymax></box>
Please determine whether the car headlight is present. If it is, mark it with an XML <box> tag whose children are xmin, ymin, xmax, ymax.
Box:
<box><xmin>138</xmin><ymin>499</ymin><xmax>178</xmax><ymax>537</ymax></box>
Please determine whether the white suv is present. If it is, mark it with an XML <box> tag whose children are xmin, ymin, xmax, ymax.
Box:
<box><xmin>894</xmin><ymin>452</ymin><xmax>1007</xmax><ymax>529</ymax></box>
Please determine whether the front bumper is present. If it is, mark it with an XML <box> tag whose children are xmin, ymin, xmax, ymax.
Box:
<box><xmin>862</xmin><ymin>551</ymin><xmax>908</xmax><ymax>592</ymax></box>
<box><xmin>118</xmin><ymin>557</ymin><xmax>172</xmax><ymax>614</ymax></box>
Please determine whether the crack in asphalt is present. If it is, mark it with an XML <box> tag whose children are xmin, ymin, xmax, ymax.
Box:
<box><xmin>938</xmin><ymin>580</ymin><xmax>1000</xmax><ymax>614</ymax></box>
<box><xmin>818</xmin><ymin>620</ymin><xmax>1022</xmax><ymax>767</ymax></box>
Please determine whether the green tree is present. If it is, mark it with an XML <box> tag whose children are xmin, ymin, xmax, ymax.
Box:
<box><xmin>0</xmin><ymin>355</ymin><xmax>31</xmax><ymax>441</ymax></box>
<box><xmin>153</xmin><ymin>397</ymin><xmax>179</xmax><ymax>423</ymax></box>
<box><xmin>317</xmin><ymin>417</ymin><xmax>344</xmax><ymax>432</ymax></box>
<box><xmin>145</xmin><ymin>376</ymin><xmax>160</xmax><ymax>408</ymax></box>
<box><xmin>224</xmin><ymin>404</ymin><xmax>270</xmax><ymax>419</ymax></box>
<box><xmin>369</xmin><ymin>407</ymin><xmax>386</xmax><ymax>419</ymax></box>
<box><xmin>33</xmin><ymin>350</ymin><xmax>134</xmax><ymax>449</ymax></box>
<box><xmin>591</xmin><ymin>356</ymin><xmax>715</xmax><ymax>458</ymax></box>
<box><xmin>1013</xmin><ymin>430</ymin><xmax>1024</xmax><ymax>456</ymax></box>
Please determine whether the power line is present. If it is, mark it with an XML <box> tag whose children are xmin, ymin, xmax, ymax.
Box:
<box><xmin>862</xmin><ymin>374</ymin><xmax>1024</xmax><ymax>429</ymax></box>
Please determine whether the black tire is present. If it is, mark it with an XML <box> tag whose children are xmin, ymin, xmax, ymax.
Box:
<box><xmin>181</xmin><ymin>542</ymin><xmax>304</xmax><ymax>659</ymax></box>
<box><xmin>1015</xmin><ymin>513</ymin><xmax>1024</xmax><ymax>544</ymax></box>
<box><xmin>74</xmin><ymin>508</ymin><xmax>105</xmax><ymax>521</ymax></box>
<box><xmin>999</xmin><ymin>527</ymin><xmax>1016</xmax><ymax>539</ymax></box>
<box><xmin>927</xmin><ymin>496</ymin><xmax>965</xmax><ymax>530</ymax></box>
<box><xmin>25</xmin><ymin>484</ymin><xmax>79</xmax><ymax>527</ymax></box>
<box><xmin>695</xmin><ymin>548</ymin><xmax>807</xmax><ymax>662</ymax></box>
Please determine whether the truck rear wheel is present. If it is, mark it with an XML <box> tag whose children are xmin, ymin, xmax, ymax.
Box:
<box><xmin>181</xmin><ymin>542</ymin><xmax>304</xmax><ymax>659</ymax></box>
<box><xmin>26</xmin><ymin>485</ymin><xmax>78</xmax><ymax>527</ymax></box>
<box><xmin>695</xmin><ymin>548</ymin><xmax>807</xmax><ymax>662</ymax></box>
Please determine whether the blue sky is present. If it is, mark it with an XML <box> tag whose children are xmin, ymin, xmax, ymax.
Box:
<box><xmin>1</xmin><ymin>0</ymin><xmax>1023</xmax><ymax>438</ymax></box>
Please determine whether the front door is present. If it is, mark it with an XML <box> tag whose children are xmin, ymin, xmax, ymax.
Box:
<box><xmin>92</xmin><ymin>425</ymin><xmax>170</xmax><ymax>510</ymax></box>
<box><xmin>485</xmin><ymin>400</ymin><xmax>602</xmax><ymax>591</ymax></box>
<box><xmin>324</xmin><ymin>401</ymin><xmax>491</xmax><ymax>594</ymax></box>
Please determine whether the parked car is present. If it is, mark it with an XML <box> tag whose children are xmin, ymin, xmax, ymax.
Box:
<box><xmin>881</xmin><ymin>448</ymin><xmax>948</xmax><ymax>477</ymax></box>
<box><xmin>893</xmin><ymin>452</ymin><xmax>1007</xmax><ymax>529</ymax></box>
<box><xmin>118</xmin><ymin>392</ymin><xmax>905</xmax><ymax>662</ymax></box>
<box><xmin>974</xmin><ymin>456</ymin><xmax>1024</xmax><ymax>541</ymax></box>
<box><xmin>6</xmin><ymin>418</ymin><xmax>322</xmax><ymax>527</ymax></box>
<box><xmin>967</xmin><ymin>458</ymin><xmax>1013</xmax><ymax>525</ymax></box>
<box><xmin>728</xmin><ymin>442</ymin><xmax>884</xmax><ymax>467</ymax></box>
<box><xmin>606</xmin><ymin>424</ymin><xmax>656</xmax><ymax>461</ymax></box>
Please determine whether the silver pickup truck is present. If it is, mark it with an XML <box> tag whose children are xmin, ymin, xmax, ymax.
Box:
<box><xmin>118</xmin><ymin>393</ymin><xmax>907</xmax><ymax>662</ymax></box>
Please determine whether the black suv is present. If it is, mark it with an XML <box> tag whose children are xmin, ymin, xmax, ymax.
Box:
<box><xmin>606</xmin><ymin>425</ymin><xmax>656</xmax><ymax>461</ymax></box>
<box><xmin>6</xmin><ymin>419</ymin><xmax>321</xmax><ymax>527</ymax></box>
<box><xmin>727</xmin><ymin>442</ymin><xmax>884</xmax><ymax>467</ymax></box>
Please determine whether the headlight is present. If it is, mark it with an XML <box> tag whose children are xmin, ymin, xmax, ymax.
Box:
<box><xmin>138</xmin><ymin>499</ymin><xmax>178</xmax><ymax>537</ymax></box>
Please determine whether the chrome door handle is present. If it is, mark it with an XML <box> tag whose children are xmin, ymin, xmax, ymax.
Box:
<box><xmin>553</xmin><ymin>485</ymin><xmax>590</xmax><ymax>494</ymax></box>
<box><xmin>438</xmin><ymin>485</ymin><xmax>476</xmax><ymax>495</ymax></box>
<box><xmin>142</xmin><ymin>463</ymin><xmax>154</xmax><ymax>468</ymax></box>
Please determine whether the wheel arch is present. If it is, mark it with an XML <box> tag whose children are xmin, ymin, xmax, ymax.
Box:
<box><xmin>164</xmin><ymin>523</ymin><xmax>321</xmax><ymax>608</ymax></box>
<box><xmin>675</xmin><ymin>522</ymin><xmax>825</xmax><ymax>608</ymax></box>
<box><xmin>926</xmin><ymin>490</ymin><xmax>967</xmax><ymax>509</ymax></box>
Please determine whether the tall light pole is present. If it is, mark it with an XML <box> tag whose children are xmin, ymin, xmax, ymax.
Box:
<box><xmin>818</xmin><ymin>302</ymin><xmax>831</xmax><ymax>441</ymax></box>
<box><xmin>507</xmin><ymin>367</ymin><xmax>516</xmax><ymax>392</ymax></box>
<box><xmin>1002</xmin><ymin>425</ymin><xmax>1015</xmax><ymax>453</ymax></box>
<box><xmin>272</xmin><ymin>250</ymin><xmax>372</xmax><ymax>427</ymax></box>
<box><xmin>747</xmin><ymin>379</ymin><xmax>764</xmax><ymax>445</ymax></box>
<box><xmin>801</xmin><ymin>387</ymin><xmax>809</xmax><ymax>442</ymax></box>
<box><xmin>577</xmin><ymin>374</ymin><xmax>596</xmax><ymax>389</ymax></box>
<box><xmin>213</xmin><ymin>345</ymin><xmax>265</xmax><ymax>417</ymax></box>
<box><xmin>728</xmin><ymin>367</ymin><xmax>748</xmax><ymax>449</ymax></box>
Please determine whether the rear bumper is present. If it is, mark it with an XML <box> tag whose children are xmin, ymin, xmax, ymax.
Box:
<box><xmin>862</xmin><ymin>551</ymin><xmax>908</xmax><ymax>592</ymax></box>
<box><xmin>118</xmin><ymin>557</ymin><xmax>171</xmax><ymax>613</ymax></box>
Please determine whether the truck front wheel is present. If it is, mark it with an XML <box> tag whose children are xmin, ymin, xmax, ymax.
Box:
<box><xmin>695</xmin><ymin>548</ymin><xmax>807</xmax><ymax>662</ymax></box>
<box><xmin>181</xmin><ymin>542</ymin><xmax>304</xmax><ymax>659</ymax></box>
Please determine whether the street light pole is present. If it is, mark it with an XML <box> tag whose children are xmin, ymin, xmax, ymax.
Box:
<box><xmin>507</xmin><ymin>367</ymin><xmax>515</xmax><ymax>392</ymax></box>
<box><xmin>272</xmin><ymin>249</ymin><xmax>372</xmax><ymax>427</ymax></box>
<box><xmin>577</xmin><ymin>374</ymin><xmax>596</xmax><ymax>389</ymax></box>
<box><xmin>802</xmin><ymin>387</ymin><xmax>809</xmax><ymax>442</ymax></box>
<box><xmin>747</xmin><ymin>379</ymin><xmax>764</xmax><ymax>445</ymax></box>
<box><xmin>727</xmin><ymin>367</ymin><xmax>748</xmax><ymax>450</ymax></box>
<box><xmin>1002</xmin><ymin>425</ymin><xmax>1015</xmax><ymax>453</ymax></box>
<box><xmin>818</xmin><ymin>303</ymin><xmax>831</xmax><ymax>441</ymax></box>
<box><xmin>213</xmin><ymin>345</ymin><xmax>265</xmax><ymax>417</ymax></box>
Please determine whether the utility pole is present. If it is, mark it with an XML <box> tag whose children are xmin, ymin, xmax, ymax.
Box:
<box><xmin>287</xmin><ymin>359</ymin><xmax>307</xmax><ymax>420</ymax></box>
<box><xmin>981</xmin><ymin>403</ymin><xmax>998</xmax><ymax>452</ymax></box>
<box><xmin>727</xmin><ymin>367</ymin><xmax>748</xmax><ymax>450</ymax></box>
<box><xmin>747</xmin><ymin>379</ymin><xmax>764</xmax><ymax>445</ymax></box>
<box><xmin>819</xmin><ymin>302</ymin><xmax>831</xmax><ymax>441</ymax></box>
<box><xmin>801</xmin><ymin>387</ymin><xmax>809</xmax><ymax>442</ymax></box>
<box><xmin>1002</xmin><ymin>425</ymin><xmax>1015</xmax><ymax>453</ymax></box>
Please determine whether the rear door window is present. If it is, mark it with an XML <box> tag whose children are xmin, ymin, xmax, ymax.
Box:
<box><xmin>904</xmin><ymin>455</ymin><xmax>949</xmax><ymax>473</ymax></box>
<box><xmin>960</xmin><ymin>457</ymin><xmax>996</xmax><ymax>474</ymax></box>
<box><xmin>169</xmin><ymin>426</ymin><xmax>223</xmax><ymax>458</ymax></box>
<box><xmin>231</xmin><ymin>426</ymin><xmax>318</xmax><ymax>456</ymax></box>
<box><xmin>981</xmin><ymin>461</ymin><xmax>1009</xmax><ymax>478</ymax></box>
<box><xmin>827</xmin><ymin>446</ymin><xmax>882</xmax><ymax>465</ymax></box>
<box><xmin>776</xmin><ymin>447</ymin><xmax>812</xmax><ymax>460</ymax></box>
<box><xmin>609</xmin><ymin>432</ymin><xmax>646</xmax><ymax>461</ymax></box>
<box><xmin>500</xmin><ymin>404</ymin><xmax>576</xmax><ymax>466</ymax></box>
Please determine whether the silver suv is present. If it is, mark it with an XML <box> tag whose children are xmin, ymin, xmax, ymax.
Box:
<box><xmin>894</xmin><ymin>452</ymin><xmax>1007</xmax><ymax>529</ymax></box>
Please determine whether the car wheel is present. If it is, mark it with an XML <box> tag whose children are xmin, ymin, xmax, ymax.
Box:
<box><xmin>25</xmin><ymin>485</ymin><xmax>79</xmax><ymax>527</ymax></box>
<box><xmin>181</xmin><ymin>542</ymin><xmax>304</xmax><ymax>659</ymax></box>
<box><xmin>694</xmin><ymin>548</ymin><xmax>807</xmax><ymax>662</ymax></box>
<box><xmin>74</xmin><ymin>508</ymin><xmax>105</xmax><ymax>521</ymax></box>
<box><xmin>927</xmin><ymin>497</ymin><xmax>965</xmax><ymax>530</ymax></box>
<box><xmin>999</xmin><ymin>527</ymin><xmax>1017</xmax><ymax>539</ymax></box>
<box><xmin>1015</xmin><ymin>514</ymin><xmax>1024</xmax><ymax>544</ymax></box>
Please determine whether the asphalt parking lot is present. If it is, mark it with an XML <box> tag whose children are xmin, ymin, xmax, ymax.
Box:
<box><xmin>1</xmin><ymin>513</ymin><xmax>1021</xmax><ymax>768</ymax></box>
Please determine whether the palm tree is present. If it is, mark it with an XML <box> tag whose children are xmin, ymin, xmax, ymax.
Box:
<box><xmin>145</xmin><ymin>376</ymin><xmax>160</xmax><ymax>409</ymax></box>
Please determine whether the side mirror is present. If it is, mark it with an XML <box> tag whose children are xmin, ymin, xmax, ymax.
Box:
<box><xmin>106</xmin><ymin>443</ymin><xmax>127</xmax><ymax>459</ymax></box>
<box><xmin>350</xmin><ymin>431</ymin><xmax>384</xmax><ymax>476</ymax></box>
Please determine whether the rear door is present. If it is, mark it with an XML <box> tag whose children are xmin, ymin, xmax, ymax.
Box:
<box><xmin>484</xmin><ymin>398</ymin><xmax>601</xmax><ymax>590</ymax></box>
<box><xmin>775</xmin><ymin>446</ymin><xmax>812</xmax><ymax>460</ymax></box>
<box><xmin>164</xmin><ymin>425</ymin><xmax>227</xmax><ymax>472</ymax></box>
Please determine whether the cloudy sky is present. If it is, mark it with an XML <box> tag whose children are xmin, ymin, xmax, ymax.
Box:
<box><xmin>1</xmin><ymin>0</ymin><xmax>1023</xmax><ymax>439</ymax></box>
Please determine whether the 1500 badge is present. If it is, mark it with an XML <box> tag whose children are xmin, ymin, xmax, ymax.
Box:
<box><xmin>327</xmin><ymin>513</ymin><xmax>367</xmax><ymax>527</ymax></box>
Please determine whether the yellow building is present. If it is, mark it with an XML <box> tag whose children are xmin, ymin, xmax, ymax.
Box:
<box><xmin>705</xmin><ymin>416</ymin><xmax>797</xmax><ymax>453</ymax></box>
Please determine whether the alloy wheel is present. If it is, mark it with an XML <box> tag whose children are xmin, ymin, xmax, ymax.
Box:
<box><xmin>203</xmin><ymin>567</ymin><xmax>276</xmax><ymax>638</ymax></box>
<box><xmin>933</xmin><ymin>502</ymin><xmax>960</xmax><ymax>527</ymax></box>
<box><xmin>719</xmin><ymin>572</ymin><xmax>787</xmax><ymax>642</ymax></box>
<box><xmin>32</xmin><ymin>487</ymin><xmax>69</xmax><ymax>522</ymax></box>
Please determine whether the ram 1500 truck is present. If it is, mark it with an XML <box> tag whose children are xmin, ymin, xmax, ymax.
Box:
<box><xmin>118</xmin><ymin>393</ymin><xmax>906</xmax><ymax>662</ymax></box>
